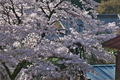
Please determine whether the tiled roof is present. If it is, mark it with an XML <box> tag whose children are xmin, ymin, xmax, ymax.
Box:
<box><xmin>97</xmin><ymin>14</ymin><xmax>120</xmax><ymax>26</ymax></box>
<box><xmin>86</xmin><ymin>64</ymin><xmax>115</xmax><ymax>80</ymax></box>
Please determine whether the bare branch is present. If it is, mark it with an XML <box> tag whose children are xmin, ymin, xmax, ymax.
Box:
<box><xmin>54</xmin><ymin>0</ymin><xmax>64</xmax><ymax>8</ymax></box>
<box><xmin>46</xmin><ymin>2</ymin><xmax>51</xmax><ymax>13</ymax></box>
<box><xmin>48</xmin><ymin>0</ymin><xmax>64</xmax><ymax>20</ymax></box>
<box><xmin>40</xmin><ymin>6</ymin><xmax>49</xmax><ymax>18</ymax></box>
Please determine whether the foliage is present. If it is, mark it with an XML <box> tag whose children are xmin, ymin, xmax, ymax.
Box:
<box><xmin>97</xmin><ymin>0</ymin><xmax>120</xmax><ymax>14</ymax></box>
<box><xmin>0</xmin><ymin>0</ymin><xmax>119</xmax><ymax>80</ymax></box>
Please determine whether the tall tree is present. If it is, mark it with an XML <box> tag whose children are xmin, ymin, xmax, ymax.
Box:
<box><xmin>97</xmin><ymin>0</ymin><xmax>120</xmax><ymax>14</ymax></box>
<box><xmin>0</xmin><ymin>0</ymin><xmax>118</xmax><ymax>80</ymax></box>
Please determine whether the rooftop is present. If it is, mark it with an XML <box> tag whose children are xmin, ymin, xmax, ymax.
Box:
<box><xmin>86</xmin><ymin>64</ymin><xmax>115</xmax><ymax>80</ymax></box>
<box><xmin>102</xmin><ymin>35</ymin><xmax>120</xmax><ymax>50</ymax></box>
<box><xmin>97</xmin><ymin>14</ymin><xmax>120</xmax><ymax>26</ymax></box>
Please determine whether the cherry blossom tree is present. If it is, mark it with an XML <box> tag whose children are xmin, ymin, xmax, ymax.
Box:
<box><xmin>0</xmin><ymin>0</ymin><xmax>119</xmax><ymax>80</ymax></box>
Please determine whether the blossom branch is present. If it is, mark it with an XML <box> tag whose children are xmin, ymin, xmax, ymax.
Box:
<box><xmin>9</xmin><ymin>0</ymin><xmax>22</xmax><ymax>25</ymax></box>
<box><xmin>11</xmin><ymin>60</ymin><xmax>28</xmax><ymax>80</ymax></box>
<box><xmin>1</xmin><ymin>62</ymin><xmax>12</xmax><ymax>80</ymax></box>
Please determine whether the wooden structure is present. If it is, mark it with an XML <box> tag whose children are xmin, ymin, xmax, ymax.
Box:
<box><xmin>102</xmin><ymin>35</ymin><xmax>120</xmax><ymax>80</ymax></box>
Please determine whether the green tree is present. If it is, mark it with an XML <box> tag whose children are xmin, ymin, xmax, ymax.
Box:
<box><xmin>97</xmin><ymin>0</ymin><xmax>120</xmax><ymax>14</ymax></box>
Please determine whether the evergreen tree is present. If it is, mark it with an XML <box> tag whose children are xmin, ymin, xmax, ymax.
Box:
<box><xmin>97</xmin><ymin>0</ymin><xmax>120</xmax><ymax>14</ymax></box>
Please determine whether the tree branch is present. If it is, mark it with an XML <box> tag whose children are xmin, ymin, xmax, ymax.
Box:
<box><xmin>11</xmin><ymin>60</ymin><xmax>28</xmax><ymax>80</ymax></box>
<box><xmin>47</xmin><ymin>2</ymin><xmax>51</xmax><ymax>13</ymax></box>
<box><xmin>1</xmin><ymin>60</ymin><xmax>29</xmax><ymax>80</ymax></box>
<box><xmin>40</xmin><ymin>6</ymin><xmax>49</xmax><ymax>18</ymax></box>
<box><xmin>54</xmin><ymin>0</ymin><xmax>64</xmax><ymax>8</ymax></box>
<box><xmin>1</xmin><ymin>62</ymin><xmax>12</xmax><ymax>79</ymax></box>
<box><xmin>9</xmin><ymin>0</ymin><xmax>22</xmax><ymax>25</ymax></box>
<box><xmin>48</xmin><ymin>0</ymin><xmax>64</xmax><ymax>20</ymax></box>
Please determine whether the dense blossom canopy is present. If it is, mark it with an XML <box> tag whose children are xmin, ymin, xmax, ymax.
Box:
<box><xmin>0</xmin><ymin>0</ymin><xmax>119</xmax><ymax>80</ymax></box>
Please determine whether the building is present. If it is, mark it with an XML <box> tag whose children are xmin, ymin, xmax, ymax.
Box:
<box><xmin>97</xmin><ymin>14</ymin><xmax>120</xmax><ymax>26</ymax></box>
<box><xmin>86</xmin><ymin>64</ymin><xmax>115</xmax><ymax>80</ymax></box>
